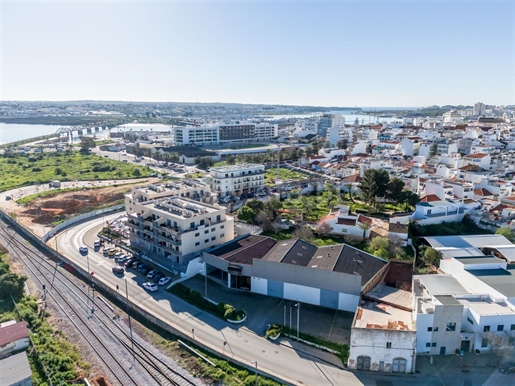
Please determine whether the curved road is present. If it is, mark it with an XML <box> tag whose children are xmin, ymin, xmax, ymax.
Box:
<box><xmin>54</xmin><ymin>214</ymin><xmax>364</xmax><ymax>386</ymax></box>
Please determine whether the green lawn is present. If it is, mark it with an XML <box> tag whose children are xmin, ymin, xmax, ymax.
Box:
<box><xmin>0</xmin><ymin>152</ymin><xmax>153</xmax><ymax>192</ymax></box>
<box><xmin>265</xmin><ymin>168</ymin><xmax>309</xmax><ymax>186</ymax></box>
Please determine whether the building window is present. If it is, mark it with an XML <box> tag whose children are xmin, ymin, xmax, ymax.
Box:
<box><xmin>386</xmin><ymin>342</ymin><xmax>391</xmax><ymax>348</ymax></box>
<box><xmin>481</xmin><ymin>339</ymin><xmax>488</xmax><ymax>348</ymax></box>
<box><xmin>497</xmin><ymin>325</ymin><xmax>504</xmax><ymax>332</ymax></box>
<box><xmin>427</xmin><ymin>327</ymin><xmax>433</xmax><ymax>332</ymax></box>
<box><xmin>195</xmin><ymin>242</ymin><xmax>200</xmax><ymax>246</ymax></box>
<box><xmin>221</xmin><ymin>225</ymin><xmax>224</xmax><ymax>229</ymax></box>
<box><xmin>211</xmin><ymin>228</ymin><xmax>215</xmax><ymax>232</ymax></box>
<box><xmin>511</xmin><ymin>324</ymin><xmax>515</xmax><ymax>331</ymax></box>
<box><xmin>446</xmin><ymin>323</ymin><xmax>456</xmax><ymax>331</ymax></box>
<box><xmin>433</xmin><ymin>327</ymin><xmax>438</xmax><ymax>332</ymax></box>
<box><xmin>467</xmin><ymin>317</ymin><xmax>474</xmax><ymax>325</ymax></box>
<box><xmin>205</xmin><ymin>239</ymin><xmax>209</xmax><ymax>243</ymax></box>
<box><xmin>483</xmin><ymin>326</ymin><xmax>490</xmax><ymax>332</ymax></box>
<box><xmin>195</xmin><ymin>233</ymin><xmax>199</xmax><ymax>237</ymax></box>
<box><xmin>217</xmin><ymin>215</ymin><xmax>221</xmax><ymax>222</ymax></box>
<box><xmin>425</xmin><ymin>343</ymin><xmax>431</xmax><ymax>348</ymax></box>
<box><xmin>211</xmin><ymin>236</ymin><xmax>216</xmax><ymax>241</ymax></box>
<box><xmin>204</xmin><ymin>230</ymin><xmax>209</xmax><ymax>234</ymax></box>
<box><xmin>431</xmin><ymin>343</ymin><xmax>437</xmax><ymax>347</ymax></box>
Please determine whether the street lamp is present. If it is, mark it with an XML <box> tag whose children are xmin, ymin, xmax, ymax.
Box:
<box><xmin>295</xmin><ymin>303</ymin><xmax>300</xmax><ymax>341</ymax></box>
<box><xmin>250</xmin><ymin>361</ymin><xmax>258</xmax><ymax>386</ymax></box>
<box><xmin>200</xmin><ymin>268</ymin><xmax>208</xmax><ymax>299</ymax></box>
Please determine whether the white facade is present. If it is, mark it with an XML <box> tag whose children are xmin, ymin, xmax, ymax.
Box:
<box><xmin>127</xmin><ymin>196</ymin><xmax>234</xmax><ymax>264</ymax></box>
<box><xmin>205</xmin><ymin>163</ymin><xmax>265</xmax><ymax>197</ymax></box>
<box><xmin>412</xmin><ymin>200</ymin><xmax>466</xmax><ymax>225</ymax></box>
<box><xmin>319</xmin><ymin>206</ymin><xmax>372</xmax><ymax>238</ymax></box>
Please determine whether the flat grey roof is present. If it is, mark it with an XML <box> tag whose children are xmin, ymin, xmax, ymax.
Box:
<box><xmin>414</xmin><ymin>274</ymin><xmax>470</xmax><ymax>296</ymax></box>
<box><xmin>470</xmin><ymin>269</ymin><xmax>515</xmax><ymax>298</ymax></box>
<box><xmin>455</xmin><ymin>256</ymin><xmax>505</xmax><ymax>265</ymax></box>
<box><xmin>425</xmin><ymin>234</ymin><xmax>512</xmax><ymax>249</ymax></box>
<box><xmin>0</xmin><ymin>352</ymin><xmax>32</xmax><ymax>385</ymax></box>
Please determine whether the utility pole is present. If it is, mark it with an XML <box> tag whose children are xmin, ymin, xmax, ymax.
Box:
<box><xmin>125</xmin><ymin>279</ymin><xmax>135</xmax><ymax>361</ymax></box>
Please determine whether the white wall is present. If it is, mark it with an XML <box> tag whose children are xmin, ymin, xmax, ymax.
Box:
<box><xmin>415</xmin><ymin>313</ymin><xmax>435</xmax><ymax>354</ymax></box>
<box><xmin>338</xmin><ymin>293</ymin><xmax>360</xmax><ymax>312</ymax></box>
<box><xmin>284</xmin><ymin>283</ymin><xmax>320</xmax><ymax>305</ymax></box>
<box><xmin>251</xmin><ymin>277</ymin><xmax>268</xmax><ymax>295</ymax></box>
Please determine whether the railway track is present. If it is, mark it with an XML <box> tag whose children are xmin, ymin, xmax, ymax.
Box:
<box><xmin>0</xmin><ymin>222</ymin><xmax>200</xmax><ymax>386</ymax></box>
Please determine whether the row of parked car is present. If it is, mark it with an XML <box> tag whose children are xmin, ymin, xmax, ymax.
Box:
<box><xmin>111</xmin><ymin>257</ymin><xmax>171</xmax><ymax>289</ymax></box>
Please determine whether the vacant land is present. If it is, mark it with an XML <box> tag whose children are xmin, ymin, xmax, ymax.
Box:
<box><xmin>265</xmin><ymin>167</ymin><xmax>309</xmax><ymax>185</ymax></box>
<box><xmin>0</xmin><ymin>152</ymin><xmax>152</xmax><ymax>192</ymax></box>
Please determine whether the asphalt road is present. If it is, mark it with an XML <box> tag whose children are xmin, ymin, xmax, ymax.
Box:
<box><xmin>54</xmin><ymin>213</ymin><xmax>365</xmax><ymax>386</ymax></box>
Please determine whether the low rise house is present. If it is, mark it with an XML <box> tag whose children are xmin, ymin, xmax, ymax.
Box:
<box><xmin>0</xmin><ymin>321</ymin><xmax>29</xmax><ymax>359</ymax></box>
<box><xmin>412</xmin><ymin>196</ymin><xmax>466</xmax><ymax>225</ymax></box>
<box><xmin>348</xmin><ymin>261</ymin><xmax>415</xmax><ymax>373</ymax></box>
<box><xmin>318</xmin><ymin>206</ymin><xmax>372</xmax><ymax>238</ymax></box>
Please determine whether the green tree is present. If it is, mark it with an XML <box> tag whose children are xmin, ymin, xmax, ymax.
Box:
<box><xmin>496</xmin><ymin>226</ymin><xmax>515</xmax><ymax>243</ymax></box>
<box><xmin>387</xmin><ymin>178</ymin><xmax>406</xmax><ymax>203</ymax></box>
<box><xmin>399</xmin><ymin>190</ymin><xmax>420</xmax><ymax>210</ymax></box>
<box><xmin>418</xmin><ymin>246</ymin><xmax>443</xmax><ymax>266</ymax></box>
<box><xmin>264</xmin><ymin>197</ymin><xmax>282</xmax><ymax>220</ymax></box>
<box><xmin>357</xmin><ymin>221</ymin><xmax>372</xmax><ymax>239</ymax></box>
<box><xmin>429</xmin><ymin>142</ymin><xmax>438</xmax><ymax>158</ymax></box>
<box><xmin>358</xmin><ymin>169</ymin><xmax>390</xmax><ymax>207</ymax></box>
<box><xmin>236</xmin><ymin>206</ymin><xmax>256</xmax><ymax>223</ymax></box>
<box><xmin>245</xmin><ymin>199</ymin><xmax>264</xmax><ymax>213</ymax></box>
<box><xmin>366</xmin><ymin>236</ymin><xmax>406</xmax><ymax>260</ymax></box>
<box><xmin>225</xmin><ymin>154</ymin><xmax>236</xmax><ymax>165</ymax></box>
<box><xmin>336</xmin><ymin>139</ymin><xmax>349</xmax><ymax>150</ymax></box>
<box><xmin>79</xmin><ymin>137</ymin><xmax>96</xmax><ymax>153</ymax></box>
<box><xmin>0</xmin><ymin>272</ymin><xmax>27</xmax><ymax>299</ymax></box>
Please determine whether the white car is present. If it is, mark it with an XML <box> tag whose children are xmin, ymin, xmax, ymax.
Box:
<box><xmin>147</xmin><ymin>269</ymin><xmax>158</xmax><ymax>279</ymax></box>
<box><xmin>79</xmin><ymin>246</ymin><xmax>88</xmax><ymax>254</ymax></box>
<box><xmin>158</xmin><ymin>276</ymin><xmax>171</xmax><ymax>286</ymax></box>
<box><xmin>142</xmin><ymin>282</ymin><xmax>158</xmax><ymax>292</ymax></box>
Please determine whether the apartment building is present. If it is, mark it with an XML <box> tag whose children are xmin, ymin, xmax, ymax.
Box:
<box><xmin>205</xmin><ymin>163</ymin><xmax>265</xmax><ymax>197</ymax></box>
<box><xmin>125</xmin><ymin>181</ymin><xmax>215</xmax><ymax>214</ymax></box>
<box><xmin>170</xmin><ymin>123</ymin><xmax>278</xmax><ymax>146</ymax></box>
<box><xmin>127</xmin><ymin>197</ymin><xmax>234</xmax><ymax>265</ymax></box>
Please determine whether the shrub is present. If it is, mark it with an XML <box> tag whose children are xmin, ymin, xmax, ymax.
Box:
<box><xmin>265</xmin><ymin>324</ymin><xmax>282</xmax><ymax>339</ymax></box>
<box><xmin>223</xmin><ymin>304</ymin><xmax>236</xmax><ymax>319</ymax></box>
<box><xmin>32</xmin><ymin>167</ymin><xmax>42</xmax><ymax>172</ymax></box>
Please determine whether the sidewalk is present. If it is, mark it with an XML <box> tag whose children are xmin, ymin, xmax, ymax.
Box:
<box><xmin>415</xmin><ymin>352</ymin><xmax>503</xmax><ymax>377</ymax></box>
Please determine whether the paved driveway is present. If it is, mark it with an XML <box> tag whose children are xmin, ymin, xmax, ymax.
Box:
<box><xmin>181</xmin><ymin>275</ymin><xmax>354</xmax><ymax>346</ymax></box>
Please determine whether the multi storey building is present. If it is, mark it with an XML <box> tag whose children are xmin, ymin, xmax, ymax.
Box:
<box><xmin>170</xmin><ymin>123</ymin><xmax>278</xmax><ymax>146</ymax></box>
<box><xmin>127</xmin><ymin>197</ymin><xmax>234</xmax><ymax>265</ymax></box>
<box><xmin>125</xmin><ymin>181</ymin><xmax>215</xmax><ymax>214</ymax></box>
<box><xmin>205</xmin><ymin>164</ymin><xmax>265</xmax><ymax>197</ymax></box>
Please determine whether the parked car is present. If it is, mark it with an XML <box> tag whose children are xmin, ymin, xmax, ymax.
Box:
<box><xmin>131</xmin><ymin>260</ymin><xmax>141</xmax><ymax>269</ymax></box>
<box><xmin>142</xmin><ymin>282</ymin><xmax>158</xmax><ymax>292</ymax></box>
<box><xmin>137</xmin><ymin>263</ymin><xmax>148</xmax><ymax>272</ymax></box>
<box><xmin>147</xmin><ymin>270</ymin><xmax>158</xmax><ymax>279</ymax></box>
<box><xmin>124</xmin><ymin>258</ymin><xmax>135</xmax><ymax>267</ymax></box>
<box><xmin>93</xmin><ymin>240</ymin><xmax>101</xmax><ymax>249</ymax></box>
<box><xmin>499</xmin><ymin>362</ymin><xmax>515</xmax><ymax>374</ymax></box>
<box><xmin>141</xmin><ymin>267</ymin><xmax>151</xmax><ymax>276</ymax></box>
<box><xmin>103</xmin><ymin>249</ymin><xmax>109</xmax><ymax>256</ymax></box>
<box><xmin>79</xmin><ymin>246</ymin><xmax>88</xmax><ymax>255</ymax></box>
<box><xmin>153</xmin><ymin>272</ymin><xmax>164</xmax><ymax>283</ymax></box>
<box><xmin>114</xmin><ymin>252</ymin><xmax>122</xmax><ymax>260</ymax></box>
<box><xmin>112</xmin><ymin>266</ymin><xmax>124</xmax><ymax>275</ymax></box>
<box><xmin>107</xmin><ymin>248</ymin><xmax>117</xmax><ymax>256</ymax></box>
<box><xmin>115</xmin><ymin>255</ymin><xmax>128</xmax><ymax>264</ymax></box>
<box><xmin>158</xmin><ymin>276</ymin><xmax>171</xmax><ymax>286</ymax></box>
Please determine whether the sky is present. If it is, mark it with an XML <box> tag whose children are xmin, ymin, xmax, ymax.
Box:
<box><xmin>1</xmin><ymin>0</ymin><xmax>514</xmax><ymax>107</ymax></box>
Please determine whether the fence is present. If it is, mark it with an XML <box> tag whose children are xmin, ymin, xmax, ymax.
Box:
<box><xmin>41</xmin><ymin>204</ymin><xmax>125</xmax><ymax>242</ymax></box>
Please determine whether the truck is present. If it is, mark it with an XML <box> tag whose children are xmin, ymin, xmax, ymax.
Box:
<box><xmin>49</xmin><ymin>180</ymin><xmax>61</xmax><ymax>188</ymax></box>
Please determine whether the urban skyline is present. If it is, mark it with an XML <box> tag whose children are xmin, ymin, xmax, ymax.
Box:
<box><xmin>2</xmin><ymin>1</ymin><xmax>514</xmax><ymax>106</ymax></box>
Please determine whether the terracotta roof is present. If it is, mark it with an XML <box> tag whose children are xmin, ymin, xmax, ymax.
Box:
<box><xmin>419</xmin><ymin>194</ymin><xmax>441</xmax><ymax>202</ymax></box>
<box><xmin>341</xmin><ymin>174</ymin><xmax>361</xmax><ymax>183</ymax></box>
<box><xmin>465</xmin><ymin>153</ymin><xmax>489</xmax><ymax>159</ymax></box>
<box><xmin>319</xmin><ymin>213</ymin><xmax>338</xmax><ymax>223</ymax></box>
<box><xmin>0</xmin><ymin>321</ymin><xmax>28</xmax><ymax>347</ymax></box>
<box><xmin>474</xmin><ymin>188</ymin><xmax>494</xmax><ymax>197</ymax></box>
<box><xmin>358</xmin><ymin>214</ymin><xmax>373</xmax><ymax>224</ymax></box>
<box><xmin>337</xmin><ymin>218</ymin><xmax>357</xmax><ymax>226</ymax></box>
<box><xmin>459</xmin><ymin>164</ymin><xmax>486</xmax><ymax>172</ymax></box>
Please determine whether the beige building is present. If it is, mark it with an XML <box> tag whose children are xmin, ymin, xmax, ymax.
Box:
<box><xmin>205</xmin><ymin>164</ymin><xmax>265</xmax><ymax>197</ymax></box>
<box><xmin>127</xmin><ymin>197</ymin><xmax>234</xmax><ymax>265</ymax></box>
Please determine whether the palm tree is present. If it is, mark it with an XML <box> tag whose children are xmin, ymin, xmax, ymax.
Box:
<box><xmin>357</xmin><ymin>221</ymin><xmax>372</xmax><ymax>239</ymax></box>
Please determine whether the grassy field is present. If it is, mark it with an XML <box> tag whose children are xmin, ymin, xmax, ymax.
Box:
<box><xmin>281</xmin><ymin>191</ymin><xmax>345</xmax><ymax>221</ymax></box>
<box><xmin>265</xmin><ymin>168</ymin><xmax>309</xmax><ymax>185</ymax></box>
<box><xmin>0</xmin><ymin>152</ymin><xmax>152</xmax><ymax>192</ymax></box>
